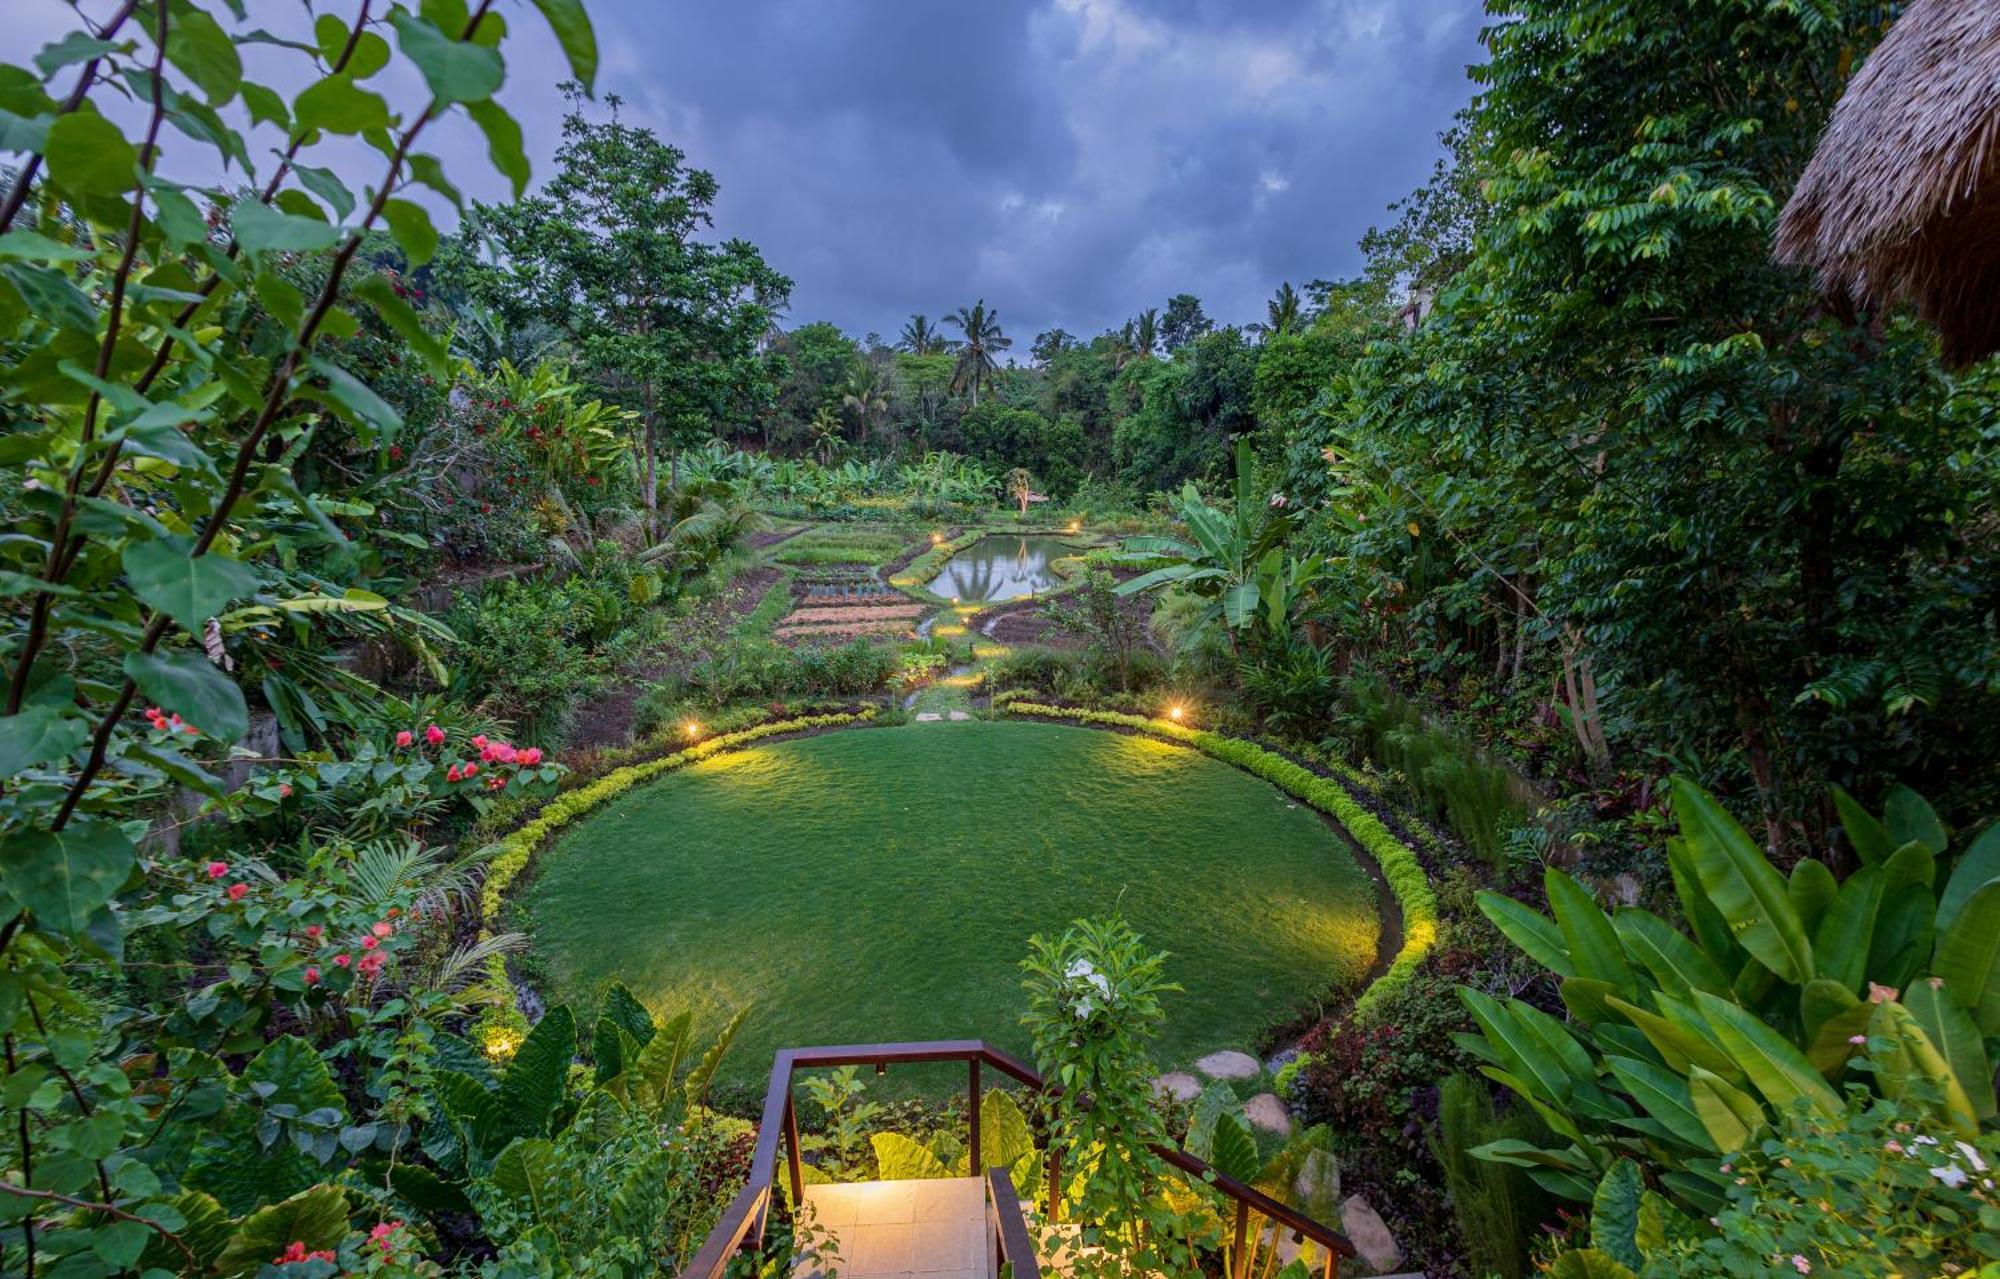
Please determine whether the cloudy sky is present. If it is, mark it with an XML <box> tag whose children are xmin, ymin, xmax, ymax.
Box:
<box><xmin>28</xmin><ymin>0</ymin><xmax>1487</xmax><ymax>343</ymax></box>
<box><xmin>594</xmin><ymin>0</ymin><xmax>1487</xmax><ymax>342</ymax></box>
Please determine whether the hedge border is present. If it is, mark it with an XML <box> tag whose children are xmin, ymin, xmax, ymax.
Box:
<box><xmin>999</xmin><ymin>702</ymin><xmax>1439</xmax><ymax>1022</ymax></box>
<box><xmin>477</xmin><ymin>709</ymin><xmax>879</xmax><ymax>996</ymax></box>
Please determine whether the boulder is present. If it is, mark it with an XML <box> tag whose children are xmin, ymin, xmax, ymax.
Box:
<box><xmin>1339</xmin><ymin>1195</ymin><xmax>1403</xmax><ymax>1275</ymax></box>
<box><xmin>1152</xmin><ymin>1072</ymin><xmax>1201</xmax><ymax>1102</ymax></box>
<box><xmin>1194</xmin><ymin>1050</ymin><xmax>1260</xmax><ymax>1080</ymax></box>
<box><xmin>1242</xmin><ymin>1092</ymin><xmax>1293</xmax><ymax>1137</ymax></box>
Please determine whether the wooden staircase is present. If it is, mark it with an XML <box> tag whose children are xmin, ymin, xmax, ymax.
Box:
<box><xmin>678</xmin><ymin>1040</ymin><xmax>1354</xmax><ymax>1279</ymax></box>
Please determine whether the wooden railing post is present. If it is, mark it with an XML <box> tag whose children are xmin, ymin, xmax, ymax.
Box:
<box><xmin>1046</xmin><ymin>1144</ymin><xmax>1062</xmax><ymax>1221</ymax></box>
<box><xmin>782</xmin><ymin>1090</ymin><xmax>803</xmax><ymax>1208</ymax></box>
<box><xmin>1231</xmin><ymin>1200</ymin><xmax>1250</xmax><ymax>1279</ymax></box>
<box><xmin>969</xmin><ymin>1058</ymin><xmax>982</xmax><ymax>1174</ymax></box>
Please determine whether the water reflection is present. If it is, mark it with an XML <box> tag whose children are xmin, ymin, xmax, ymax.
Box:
<box><xmin>924</xmin><ymin>535</ymin><xmax>1071</xmax><ymax>602</ymax></box>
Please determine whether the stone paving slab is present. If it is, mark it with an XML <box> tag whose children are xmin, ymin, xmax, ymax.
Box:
<box><xmin>1194</xmin><ymin>1049</ymin><xmax>1260</xmax><ymax>1080</ymax></box>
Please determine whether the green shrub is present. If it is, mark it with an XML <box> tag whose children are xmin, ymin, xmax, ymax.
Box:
<box><xmin>1335</xmin><ymin>671</ymin><xmax>1527</xmax><ymax>868</ymax></box>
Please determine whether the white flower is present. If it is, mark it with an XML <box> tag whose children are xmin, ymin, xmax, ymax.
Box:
<box><xmin>1931</xmin><ymin>1165</ymin><xmax>1970</xmax><ymax>1189</ymax></box>
<box><xmin>1914</xmin><ymin>1135</ymin><xmax>1940</xmax><ymax>1147</ymax></box>
<box><xmin>1956</xmin><ymin>1141</ymin><xmax>1988</xmax><ymax>1173</ymax></box>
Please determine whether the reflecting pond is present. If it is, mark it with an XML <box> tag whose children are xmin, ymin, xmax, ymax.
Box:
<box><xmin>925</xmin><ymin>535</ymin><xmax>1072</xmax><ymax>602</ymax></box>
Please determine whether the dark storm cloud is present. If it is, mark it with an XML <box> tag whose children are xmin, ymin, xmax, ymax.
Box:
<box><xmin>557</xmin><ymin>0</ymin><xmax>1486</xmax><ymax>344</ymax></box>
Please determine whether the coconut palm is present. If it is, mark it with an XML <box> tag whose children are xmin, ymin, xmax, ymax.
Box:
<box><xmin>840</xmin><ymin>364</ymin><xmax>891</xmax><ymax>447</ymax></box>
<box><xmin>946</xmin><ymin>300</ymin><xmax>1011</xmax><ymax>405</ymax></box>
<box><xmin>898</xmin><ymin>313</ymin><xmax>954</xmax><ymax>355</ymax></box>
<box><xmin>1117</xmin><ymin>309</ymin><xmax>1159</xmax><ymax>367</ymax></box>
<box><xmin>808</xmin><ymin>404</ymin><xmax>844</xmax><ymax>464</ymax></box>
<box><xmin>1267</xmin><ymin>282</ymin><xmax>1303</xmax><ymax>335</ymax></box>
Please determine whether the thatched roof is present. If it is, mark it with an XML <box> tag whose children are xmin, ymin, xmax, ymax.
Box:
<box><xmin>1775</xmin><ymin>0</ymin><xmax>2000</xmax><ymax>368</ymax></box>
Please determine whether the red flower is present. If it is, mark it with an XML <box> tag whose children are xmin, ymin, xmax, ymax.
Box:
<box><xmin>278</xmin><ymin>783</ymin><xmax>292</xmax><ymax>798</ymax></box>
<box><xmin>357</xmin><ymin>950</ymin><xmax>386</xmax><ymax>976</ymax></box>
<box><xmin>205</xmin><ymin>861</ymin><xmax>229</xmax><ymax>879</ymax></box>
<box><xmin>485</xmin><ymin>774</ymin><xmax>506</xmax><ymax>790</ymax></box>
<box><xmin>227</xmin><ymin>883</ymin><xmax>249</xmax><ymax>902</ymax></box>
<box><xmin>369</xmin><ymin>1221</ymin><xmax>403</xmax><ymax>1252</ymax></box>
<box><xmin>274</xmin><ymin>1241</ymin><xmax>337</xmax><ymax>1266</ymax></box>
<box><xmin>424</xmin><ymin>723</ymin><xmax>445</xmax><ymax>746</ymax></box>
<box><xmin>445</xmin><ymin>764</ymin><xmax>463</xmax><ymax>783</ymax></box>
<box><xmin>470</xmin><ymin>734</ymin><xmax>488</xmax><ymax>749</ymax></box>
<box><xmin>372</xmin><ymin>921</ymin><xmax>393</xmax><ymax>938</ymax></box>
<box><xmin>333</xmin><ymin>953</ymin><xmax>352</xmax><ymax>967</ymax></box>
<box><xmin>303</xmin><ymin>966</ymin><xmax>320</xmax><ymax>985</ymax></box>
<box><xmin>462</xmin><ymin>762</ymin><xmax>479</xmax><ymax>779</ymax></box>
<box><xmin>518</xmin><ymin>747</ymin><xmax>543</xmax><ymax>766</ymax></box>
<box><xmin>361</xmin><ymin>936</ymin><xmax>379</xmax><ymax>951</ymax></box>
<box><xmin>305</xmin><ymin>924</ymin><xmax>323</xmax><ymax>940</ymax></box>
<box><xmin>395</xmin><ymin>730</ymin><xmax>414</xmax><ymax>748</ymax></box>
<box><xmin>386</xmin><ymin>907</ymin><xmax>400</xmax><ymax>918</ymax></box>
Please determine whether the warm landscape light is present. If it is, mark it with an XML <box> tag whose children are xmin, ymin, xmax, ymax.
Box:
<box><xmin>1167</xmin><ymin>705</ymin><xmax>1185</xmax><ymax>721</ymax></box>
<box><xmin>1068</xmin><ymin>520</ymin><xmax>1081</xmax><ymax>533</ymax></box>
<box><xmin>931</xmin><ymin>531</ymin><xmax>944</xmax><ymax>545</ymax></box>
<box><xmin>684</xmin><ymin>721</ymin><xmax>703</xmax><ymax>739</ymax></box>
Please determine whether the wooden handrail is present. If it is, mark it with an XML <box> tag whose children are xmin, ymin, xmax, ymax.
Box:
<box><xmin>676</xmin><ymin>1038</ymin><xmax>1354</xmax><ymax>1279</ymax></box>
<box><xmin>986</xmin><ymin>1166</ymin><xmax>1042</xmax><ymax>1279</ymax></box>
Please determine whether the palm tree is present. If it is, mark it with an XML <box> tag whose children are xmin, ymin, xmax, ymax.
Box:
<box><xmin>898</xmin><ymin>313</ymin><xmax>953</xmax><ymax>355</ymax></box>
<box><xmin>840</xmin><ymin>364</ymin><xmax>891</xmax><ymax>448</ymax></box>
<box><xmin>1116</xmin><ymin>309</ymin><xmax>1159</xmax><ymax>367</ymax></box>
<box><xmin>946</xmin><ymin>300</ymin><xmax>1011</xmax><ymax>405</ymax></box>
<box><xmin>1267</xmin><ymin>282</ymin><xmax>1302</xmax><ymax>335</ymax></box>
<box><xmin>808</xmin><ymin>405</ymin><xmax>844</xmax><ymax>464</ymax></box>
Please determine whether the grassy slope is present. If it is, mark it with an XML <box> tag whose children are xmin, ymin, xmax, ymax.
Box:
<box><xmin>522</xmin><ymin>720</ymin><xmax>1379</xmax><ymax>1087</ymax></box>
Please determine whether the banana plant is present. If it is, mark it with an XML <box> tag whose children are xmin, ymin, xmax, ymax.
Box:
<box><xmin>1464</xmin><ymin>777</ymin><xmax>2000</xmax><ymax>1214</ymax></box>
<box><xmin>1115</xmin><ymin>439</ymin><xmax>1298</xmax><ymax>645</ymax></box>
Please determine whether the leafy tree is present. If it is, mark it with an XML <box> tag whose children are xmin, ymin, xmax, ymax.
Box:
<box><xmin>1328</xmin><ymin>0</ymin><xmax>1998</xmax><ymax>842</ymax></box>
<box><xmin>1031</xmin><ymin>327</ymin><xmax>1077</xmax><ymax>365</ymax></box>
<box><xmin>946</xmin><ymin>299</ymin><xmax>1011</xmax><ymax>405</ymax></box>
<box><xmin>1160</xmin><ymin>292</ymin><xmax>1211</xmax><ymax>354</ymax></box>
<box><xmin>467</xmin><ymin>91</ymin><xmax>790</xmax><ymax>537</ymax></box>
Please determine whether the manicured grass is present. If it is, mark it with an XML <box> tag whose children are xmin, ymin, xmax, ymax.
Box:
<box><xmin>521</xmin><ymin>721</ymin><xmax>1380</xmax><ymax>1088</ymax></box>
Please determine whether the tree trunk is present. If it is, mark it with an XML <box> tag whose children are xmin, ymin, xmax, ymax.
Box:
<box><xmin>642</xmin><ymin>376</ymin><xmax>658</xmax><ymax>544</ymax></box>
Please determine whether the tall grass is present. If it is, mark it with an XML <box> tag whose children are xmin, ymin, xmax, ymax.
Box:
<box><xmin>1430</xmin><ymin>1073</ymin><xmax>1555</xmax><ymax>1279</ymax></box>
<box><xmin>1337</xmin><ymin>671</ymin><xmax>1529</xmax><ymax>868</ymax></box>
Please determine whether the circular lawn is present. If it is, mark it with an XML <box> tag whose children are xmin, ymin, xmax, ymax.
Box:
<box><xmin>518</xmin><ymin>720</ymin><xmax>1381</xmax><ymax>1087</ymax></box>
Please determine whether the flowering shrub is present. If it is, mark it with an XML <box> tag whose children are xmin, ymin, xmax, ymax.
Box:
<box><xmin>225</xmin><ymin>725</ymin><xmax>564</xmax><ymax>840</ymax></box>
<box><xmin>1002</xmin><ymin>702</ymin><xmax>1438</xmax><ymax>1017</ymax></box>
<box><xmin>1020</xmin><ymin>917</ymin><xmax>1216</xmax><ymax>1278</ymax></box>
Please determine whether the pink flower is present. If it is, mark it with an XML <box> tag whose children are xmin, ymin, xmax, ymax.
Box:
<box><xmin>518</xmin><ymin>747</ymin><xmax>542</xmax><ymax>766</ymax></box>
<box><xmin>445</xmin><ymin>764</ymin><xmax>462</xmax><ymax>783</ymax></box>
<box><xmin>357</xmin><ymin>950</ymin><xmax>386</xmax><ymax>976</ymax></box>
<box><xmin>493</xmin><ymin>742</ymin><xmax>518</xmax><ymax>763</ymax></box>
<box><xmin>333</xmin><ymin>953</ymin><xmax>351</xmax><ymax>967</ymax></box>
<box><xmin>462</xmin><ymin>761</ymin><xmax>479</xmax><ymax>779</ymax></box>
<box><xmin>369</xmin><ymin>1221</ymin><xmax>403</xmax><ymax>1253</ymax></box>
<box><xmin>372</xmin><ymin>921</ymin><xmax>393</xmax><ymax>938</ymax></box>
<box><xmin>1792</xmin><ymin>1257</ymin><xmax>1811</xmax><ymax>1275</ymax></box>
<box><xmin>226</xmin><ymin>883</ymin><xmax>249</xmax><ymax>902</ymax></box>
<box><xmin>305</xmin><ymin>924</ymin><xmax>323</xmax><ymax>940</ymax></box>
<box><xmin>395</xmin><ymin>730</ymin><xmax>414</xmax><ymax>748</ymax></box>
<box><xmin>471</xmin><ymin>735</ymin><xmax>488</xmax><ymax>749</ymax></box>
<box><xmin>205</xmin><ymin>861</ymin><xmax>229</xmax><ymax>879</ymax></box>
<box><xmin>425</xmin><ymin>723</ymin><xmax>445</xmax><ymax>746</ymax></box>
<box><xmin>303</xmin><ymin>966</ymin><xmax>320</xmax><ymax>985</ymax></box>
<box><xmin>361</xmin><ymin>936</ymin><xmax>379</xmax><ymax>951</ymax></box>
<box><xmin>278</xmin><ymin>783</ymin><xmax>292</xmax><ymax>798</ymax></box>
